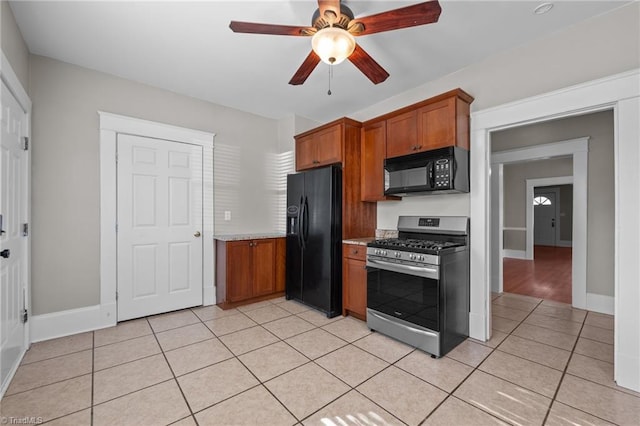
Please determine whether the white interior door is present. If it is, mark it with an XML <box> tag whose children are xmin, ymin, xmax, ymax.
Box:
<box><xmin>117</xmin><ymin>134</ymin><xmax>203</xmax><ymax>321</ymax></box>
<box><xmin>534</xmin><ymin>190</ymin><xmax>557</xmax><ymax>246</ymax></box>
<box><xmin>0</xmin><ymin>81</ymin><xmax>28</xmax><ymax>393</ymax></box>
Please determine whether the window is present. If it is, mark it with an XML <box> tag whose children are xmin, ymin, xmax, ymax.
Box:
<box><xmin>533</xmin><ymin>196</ymin><xmax>552</xmax><ymax>206</ymax></box>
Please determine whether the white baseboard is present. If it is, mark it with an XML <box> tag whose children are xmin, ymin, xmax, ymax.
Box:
<box><xmin>557</xmin><ymin>240</ymin><xmax>573</xmax><ymax>247</ymax></box>
<box><xmin>616</xmin><ymin>351</ymin><xmax>640</xmax><ymax>392</ymax></box>
<box><xmin>503</xmin><ymin>249</ymin><xmax>527</xmax><ymax>259</ymax></box>
<box><xmin>586</xmin><ymin>293</ymin><xmax>614</xmax><ymax>315</ymax></box>
<box><xmin>30</xmin><ymin>303</ymin><xmax>117</xmax><ymax>343</ymax></box>
<box><xmin>468</xmin><ymin>311</ymin><xmax>487</xmax><ymax>341</ymax></box>
<box><xmin>0</xmin><ymin>350</ymin><xmax>25</xmax><ymax>399</ymax></box>
<box><xmin>203</xmin><ymin>285</ymin><xmax>216</xmax><ymax>306</ymax></box>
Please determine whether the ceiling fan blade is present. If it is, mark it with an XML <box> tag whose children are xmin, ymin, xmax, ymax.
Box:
<box><xmin>229</xmin><ymin>21</ymin><xmax>311</xmax><ymax>36</ymax></box>
<box><xmin>318</xmin><ymin>0</ymin><xmax>341</xmax><ymax>20</ymax></box>
<box><xmin>348</xmin><ymin>44</ymin><xmax>389</xmax><ymax>85</ymax></box>
<box><xmin>352</xmin><ymin>1</ymin><xmax>442</xmax><ymax>36</ymax></box>
<box><xmin>289</xmin><ymin>51</ymin><xmax>321</xmax><ymax>85</ymax></box>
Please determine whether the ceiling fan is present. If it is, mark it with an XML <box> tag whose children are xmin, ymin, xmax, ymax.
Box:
<box><xmin>229</xmin><ymin>0</ymin><xmax>442</xmax><ymax>86</ymax></box>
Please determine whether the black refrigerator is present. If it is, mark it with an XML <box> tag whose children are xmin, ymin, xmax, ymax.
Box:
<box><xmin>286</xmin><ymin>165</ymin><xmax>342</xmax><ymax>317</ymax></box>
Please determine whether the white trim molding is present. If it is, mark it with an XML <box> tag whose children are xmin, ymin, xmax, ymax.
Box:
<box><xmin>99</xmin><ymin>112</ymin><xmax>216</xmax><ymax>328</ymax></box>
<box><xmin>471</xmin><ymin>69</ymin><xmax>640</xmax><ymax>392</ymax></box>
<box><xmin>503</xmin><ymin>249</ymin><xmax>526</xmax><ymax>259</ymax></box>
<box><xmin>30</xmin><ymin>304</ymin><xmax>116</xmax><ymax>343</ymax></box>
<box><xmin>586</xmin><ymin>293</ymin><xmax>615</xmax><ymax>316</ymax></box>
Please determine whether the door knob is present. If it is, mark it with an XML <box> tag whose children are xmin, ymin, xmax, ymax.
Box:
<box><xmin>0</xmin><ymin>249</ymin><xmax>10</xmax><ymax>259</ymax></box>
<box><xmin>194</xmin><ymin>231</ymin><xmax>201</xmax><ymax>237</ymax></box>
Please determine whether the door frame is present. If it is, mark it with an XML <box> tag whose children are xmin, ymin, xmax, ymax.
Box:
<box><xmin>99</xmin><ymin>112</ymin><xmax>215</xmax><ymax>327</ymax></box>
<box><xmin>0</xmin><ymin>51</ymin><xmax>32</xmax><ymax>397</ymax></box>
<box><xmin>471</xmin><ymin>68</ymin><xmax>640</xmax><ymax>391</ymax></box>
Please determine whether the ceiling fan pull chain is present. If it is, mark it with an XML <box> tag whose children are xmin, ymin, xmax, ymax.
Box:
<box><xmin>327</xmin><ymin>64</ymin><xmax>332</xmax><ymax>96</ymax></box>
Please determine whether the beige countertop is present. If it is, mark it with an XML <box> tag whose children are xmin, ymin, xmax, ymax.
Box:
<box><xmin>214</xmin><ymin>233</ymin><xmax>285</xmax><ymax>241</ymax></box>
<box><xmin>342</xmin><ymin>237</ymin><xmax>375</xmax><ymax>246</ymax></box>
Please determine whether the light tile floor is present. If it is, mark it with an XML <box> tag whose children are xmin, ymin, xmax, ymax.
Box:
<box><xmin>2</xmin><ymin>293</ymin><xmax>639</xmax><ymax>425</ymax></box>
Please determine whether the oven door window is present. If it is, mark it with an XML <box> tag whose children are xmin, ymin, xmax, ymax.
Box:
<box><xmin>367</xmin><ymin>268</ymin><xmax>439</xmax><ymax>331</ymax></box>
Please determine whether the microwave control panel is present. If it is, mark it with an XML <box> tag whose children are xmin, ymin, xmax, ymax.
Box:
<box><xmin>434</xmin><ymin>159</ymin><xmax>452</xmax><ymax>188</ymax></box>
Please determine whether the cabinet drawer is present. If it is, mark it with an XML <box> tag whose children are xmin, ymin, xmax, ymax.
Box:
<box><xmin>343</xmin><ymin>244</ymin><xmax>366</xmax><ymax>261</ymax></box>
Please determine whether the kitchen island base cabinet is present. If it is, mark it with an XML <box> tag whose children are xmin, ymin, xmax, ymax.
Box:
<box><xmin>342</xmin><ymin>243</ymin><xmax>367</xmax><ymax>320</ymax></box>
<box><xmin>216</xmin><ymin>238</ymin><xmax>285</xmax><ymax>309</ymax></box>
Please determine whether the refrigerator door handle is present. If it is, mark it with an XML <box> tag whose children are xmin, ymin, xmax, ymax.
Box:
<box><xmin>298</xmin><ymin>196</ymin><xmax>305</xmax><ymax>249</ymax></box>
<box><xmin>303</xmin><ymin>196</ymin><xmax>310</xmax><ymax>245</ymax></box>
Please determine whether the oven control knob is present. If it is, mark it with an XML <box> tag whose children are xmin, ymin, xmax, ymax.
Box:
<box><xmin>375</xmin><ymin>249</ymin><xmax>381</xmax><ymax>255</ymax></box>
<box><xmin>395</xmin><ymin>252</ymin><xmax>401</xmax><ymax>258</ymax></box>
<box><xmin>382</xmin><ymin>250</ymin><xmax>388</xmax><ymax>256</ymax></box>
<box><xmin>409</xmin><ymin>254</ymin><xmax>416</xmax><ymax>260</ymax></box>
<box><xmin>419</xmin><ymin>255</ymin><xmax>424</xmax><ymax>261</ymax></box>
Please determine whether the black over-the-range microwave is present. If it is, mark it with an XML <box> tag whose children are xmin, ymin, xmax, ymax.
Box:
<box><xmin>384</xmin><ymin>146</ymin><xmax>469</xmax><ymax>196</ymax></box>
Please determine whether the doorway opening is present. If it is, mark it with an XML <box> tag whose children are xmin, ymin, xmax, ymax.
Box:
<box><xmin>490</xmin><ymin>109</ymin><xmax>614</xmax><ymax>310</ymax></box>
<box><xmin>504</xmin><ymin>182</ymin><xmax>574</xmax><ymax>303</ymax></box>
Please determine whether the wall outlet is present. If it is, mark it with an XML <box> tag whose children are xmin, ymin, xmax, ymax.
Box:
<box><xmin>224</xmin><ymin>211</ymin><xmax>231</xmax><ymax>221</ymax></box>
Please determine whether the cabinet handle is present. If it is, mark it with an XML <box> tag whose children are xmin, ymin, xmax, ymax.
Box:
<box><xmin>416</xmin><ymin>145</ymin><xmax>422</xmax><ymax>150</ymax></box>
<box><xmin>353</xmin><ymin>249</ymin><xmax>358</xmax><ymax>254</ymax></box>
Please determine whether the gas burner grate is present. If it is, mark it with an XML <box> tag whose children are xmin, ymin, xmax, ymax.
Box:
<box><xmin>369</xmin><ymin>238</ymin><xmax>464</xmax><ymax>253</ymax></box>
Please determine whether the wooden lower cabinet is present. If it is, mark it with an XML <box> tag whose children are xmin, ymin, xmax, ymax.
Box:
<box><xmin>342</xmin><ymin>243</ymin><xmax>367</xmax><ymax>320</ymax></box>
<box><xmin>216</xmin><ymin>237</ymin><xmax>285</xmax><ymax>307</ymax></box>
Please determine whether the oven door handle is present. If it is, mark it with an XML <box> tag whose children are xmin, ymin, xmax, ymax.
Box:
<box><xmin>368</xmin><ymin>311</ymin><xmax>439</xmax><ymax>338</ymax></box>
<box><xmin>366</xmin><ymin>258</ymin><xmax>438</xmax><ymax>279</ymax></box>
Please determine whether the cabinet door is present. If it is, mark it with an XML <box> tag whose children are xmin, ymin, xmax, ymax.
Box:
<box><xmin>274</xmin><ymin>238</ymin><xmax>286</xmax><ymax>292</ymax></box>
<box><xmin>226</xmin><ymin>241</ymin><xmax>253</xmax><ymax>302</ymax></box>
<box><xmin>314</xmin><ymin>124</ymin><xmax>343</xmax><ymax>166</ymax></box>
<box><xmin>386</xmin><ymin>109</ymin><xmax>418</xmax><ymax>158</ymax></box>
<box><xmin>361</xmin><ymin>121</ymin><xmax>386</xmax><ymax>201</ymax></box>
<box><xmin>417</xmin><ymin>97</ymin><xmax>456</xmax><ymax>150</ymax></box>
<box><xmin>343</xmin><ymin>257</ymin><xmax>367</xmax><ymax>319</ymax></box>
<box><xmin>253</xmin><ymin>239</ymin><xmax>276</xmax><ymax>297</ymax></box>
<box><xmin>295</xmin><ymin>134</ymin><xmax>317</xmax><ymax>171</ymax></box>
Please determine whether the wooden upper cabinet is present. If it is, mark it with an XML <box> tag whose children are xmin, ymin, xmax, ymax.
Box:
<box><xmin>295</xmin><ymin>134</ymin><xmax>317</xmax><ymax>171</ymax></box>
<box><xmin>361</xmin><ymin>121</ymin><xmax>399</xmax><ymax>202</ymax></box>
<box><xmin>294</xmin><ymin>117</ymin><xmax>376</xmax><ymax>240</ymax></box>
<box><xmin>295</xmin><ymin>122</ymin><xmax>343</xmax><ymax>171</ymax></box>
<box><xmin>385</xmin><ymin>110</ymin><xmax>418</xmax><ymax>159</ymax></box>
<box><xmin>384</xmin><ymin>89</ymin><xmax>474</xmax><ymax>159</ymax></box>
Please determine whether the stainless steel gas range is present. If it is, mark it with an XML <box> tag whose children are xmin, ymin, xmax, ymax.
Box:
<box><xmin>366</xmin><ymin>216</ymin><xmax>470</xmax><ymax>357</ymax></box>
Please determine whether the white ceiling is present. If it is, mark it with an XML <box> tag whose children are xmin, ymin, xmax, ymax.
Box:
<box><xmin>9</xmin><ymin>1</ymin><xmax>629</xmax><ymax>122</ymax></box>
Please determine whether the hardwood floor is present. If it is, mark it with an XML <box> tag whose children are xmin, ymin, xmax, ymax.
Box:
<box><xmin>503</xmin><ymin>245</ymin><xmax>572</xmax><ymax>304</ymax></box>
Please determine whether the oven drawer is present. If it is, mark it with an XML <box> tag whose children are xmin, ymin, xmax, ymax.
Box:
<box><xmin>343</xmin><ymin>243</ymin><xmax>366</xmax><ymax>261</ymax></box>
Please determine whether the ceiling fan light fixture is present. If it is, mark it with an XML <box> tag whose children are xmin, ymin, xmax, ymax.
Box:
<box><xmin>311</xmin><ymin>27</ymin><xmax>356</xmax><ymax>65</ymax></box>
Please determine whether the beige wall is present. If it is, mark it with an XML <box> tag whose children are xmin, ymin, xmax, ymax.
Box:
<box><xmin>1</xmin><ymin>0</ymin><xmax>29</xmax><ymax>91</ymax></box>
<box><xmin>501</xmin><ymin>158</ymin><xmax>573</xmax><ymax>250</ymax></box>
<box><xmin>503</xmin><ymin>159</ymin><xmax>574</xmax><ymax>229</ymax></box>
<box><xmin>492</xmin><ymin>110</ymin><xmax>614</xmax><ymax>297</ymax></box>
<box><xmin>29</xmin><ymin>55</ymin><xmax>280</xmax><ymax>315</ymax></box>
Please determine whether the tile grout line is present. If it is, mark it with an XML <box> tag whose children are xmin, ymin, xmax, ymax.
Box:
<box><xmin>90</xmin><ymin>331</ymin><xmax>95</xmax><ymax>426</ymax></box>
<box><xmin>419</xmin><ymin>298</ymin><xmax>545</xmax><ymax>425</ymax></box>
<box><xmin>146</xmin><ymin>317</ymin><xmax>201</xmax><ymax>426</ymax></box>
<box><xmin>541</xmin><ymin>313</ymin><xmax>589</xmax><ymax>425</ymax></box>
<box><xmin>191</xmin><ymin>306</ymin><xmax>304</xmax><ymax>423</ymax></box>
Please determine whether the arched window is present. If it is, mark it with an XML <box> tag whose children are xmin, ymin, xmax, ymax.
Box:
<box><xmin>533</xmin><ymin>196</ymin><xmax>552</xmax><ymax>206</ymax></box>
